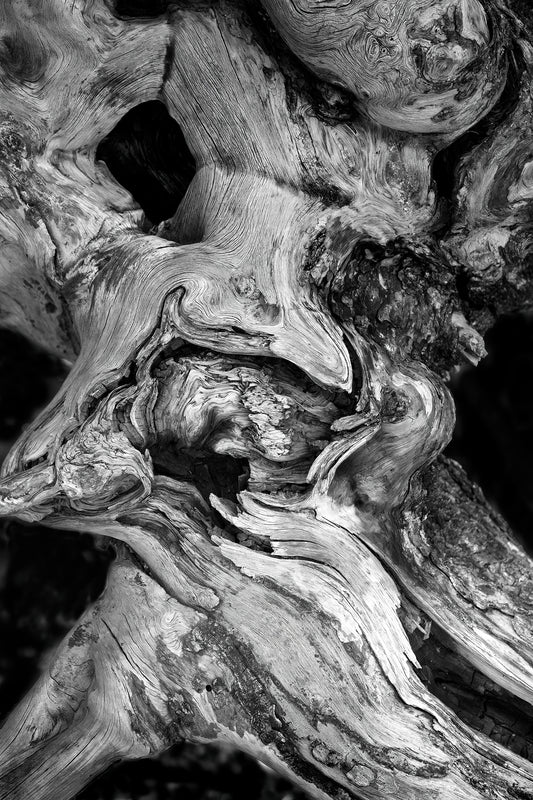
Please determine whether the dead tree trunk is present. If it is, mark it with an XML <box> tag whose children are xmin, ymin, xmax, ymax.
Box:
<box><xmin>1</xmin><ymin>1</ymin><xmax>533</xmax><ymax>798</ymax></box>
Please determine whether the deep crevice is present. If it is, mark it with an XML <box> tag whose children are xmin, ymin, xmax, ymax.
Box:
<box><xmin>431</xmin><ymin>45</ymin><xmax>524</xmax><ymax>234</ymax></box>
<box><xmin>154</xmin><ymin>451</ymin><xmax>250</xmax><ymax>506</ymax></box>
<box><xmin>403</xmin><ymin>605</ymin><xmax>533</xmax><ymax>760</ymax></box>
<box><xmin>96</xmin><ymin>100</ymin><xmax>196</xmax><ymax>225</ymax></box>
<box><xmin>447</xmin><ymin>310</ymin><xmax>533</xmax><ymax>551</ymax></box>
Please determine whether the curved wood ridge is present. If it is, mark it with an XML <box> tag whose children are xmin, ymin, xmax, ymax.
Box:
<box><xmin>0</xmin><ymin>1</ymin><xmax>533</xmax><ymax>799</ymax></box>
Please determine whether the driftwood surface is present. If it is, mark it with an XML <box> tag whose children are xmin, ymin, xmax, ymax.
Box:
<box><xmin>1</xmin><ymin>1</ymin><xmax>533</xmax><ymax>798</ymax></box>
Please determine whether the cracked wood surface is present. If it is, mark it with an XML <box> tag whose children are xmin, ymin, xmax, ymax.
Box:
<box><xmin>1</xmin><ymin>1</ymin><xmax>533</xmax><ymax>799</ymax></box>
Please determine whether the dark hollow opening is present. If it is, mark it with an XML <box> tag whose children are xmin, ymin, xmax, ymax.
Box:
<box><xmin>448</xmin><ymin>310</ymin><xmax>533</xmax><ymax>551</ymax></box>
<box><xmin>154</xmin><ymin>449</ymin><xmax>250</xmax><ymax>506</ymax></box>
<box><xmin>96</xmin><ymin>100</ymin><xmax>196</xmax><ymax>226</ymax></box>
<box><xmin>112</xmin><ymin>0</ymin><xmax>171</xmax><ymax>18</ymax></box>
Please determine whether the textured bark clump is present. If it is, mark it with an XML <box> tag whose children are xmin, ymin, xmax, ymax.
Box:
<box><xmin>1</xmin><ymin>1</ymin><xmax>533</xmax><ymax>799</ymax></box>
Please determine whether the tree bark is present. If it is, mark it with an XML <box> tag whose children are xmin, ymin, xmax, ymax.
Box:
<box><xmin>1</xmin><ymin>1</ymin><xmax>533</xmax><ymax>798</ymax></box>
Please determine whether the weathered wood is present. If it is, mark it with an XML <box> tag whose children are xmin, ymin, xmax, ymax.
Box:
<box><xmin>1</xmin><ymin>1</ymin><xmax>533</xmax><ymax>799</ymax></box>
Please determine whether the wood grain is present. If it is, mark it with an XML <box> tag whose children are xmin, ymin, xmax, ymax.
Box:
<box><xmin>0</xmin><ymin>1</ymin><xmax>532</xmax><ymax>799</ymax></box>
